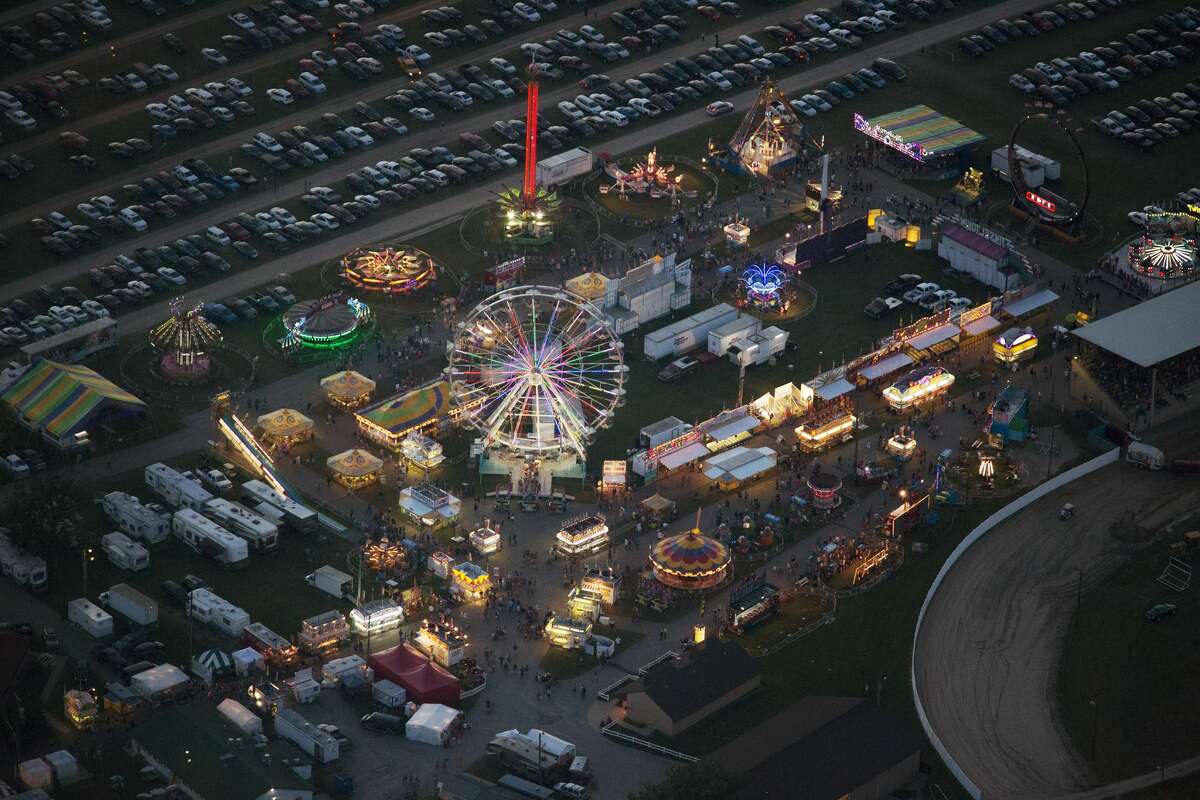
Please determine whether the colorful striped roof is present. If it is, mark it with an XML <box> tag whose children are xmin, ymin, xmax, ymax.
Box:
<box><xmin>651</xmin><ymin>529</ymin><xmax>730</xmax><ymax>576</ymax></box>
<box><xmin>320</xmin><ymin>370</ymin><xmax>376</xmax><ymax>398</ymax></box>
<box><xmin>860</xmin><ymin>105</ymin><xmax>984</xmax><ymax>158</ymax></box>
<box><xmin>1</xmin><ymin>359</ymin><xmax>145</xmax><ymax>441</ymax></box>
<box><xmin>357</xmin><ymin>380</ymin><xmax>451</xmax><ymax>436</ymax></box>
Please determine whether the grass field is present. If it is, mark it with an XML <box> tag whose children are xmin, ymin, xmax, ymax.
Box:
<box><xmin>1058</xmin><ymin>529</ymin><xmax>1200</xmax><ymax>782</ymax></box>
<box><xmin>539</xmin><ymin>627</ymin><xmax>645</xmax><ymax>679</ymax></box>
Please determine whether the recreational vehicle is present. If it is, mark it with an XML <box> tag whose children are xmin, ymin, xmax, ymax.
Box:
<box><xmin>99</xmin><ymin>583</ymin><xmax>158</xmax><ymax>626</ymax></box>
<box><xmin>67</xmin><ymin>598</ymin><xmax>113</xmax><ymax>638</ymax></box>
<box><xmin>101</xmin><ymin>532</ymin><xmax>150</xmax><ymax>571</ymax></box>
<box><xmin>203</xmin><ymin>498</ymin><xmax>279</xmax><ymax>550</ymax></box>
<box><xmin>145</xmin><ymin>463</ymin><xmax>214</xmax><ymax>511</ymax></box>
<box><xmin>187</xmin><ymin>588</ymin><xmax>250</xmax><ymax>636</ymax></box>
<box><xmin>239</xmin><ymin>480</ymin><xmax>317</xmax><ymax>533</ymax></box>
<box><xmin>99</xmin><ymin>492</ymin><xmax>170</xmax><ymax>544</ymax></box>
<box><xmin>242</xmin><ymin>621</ymin><xmax>298</xmax><ymax>666</ymax></box>
<box><xmin>275</xmin><ymin>708</ymin><xmax>339</xmax><ymax>763</ymax></box>
<box><xmin>171</xmin><ymin>509</ymin><xmax>249</xmax><ymax>566</ymax></box>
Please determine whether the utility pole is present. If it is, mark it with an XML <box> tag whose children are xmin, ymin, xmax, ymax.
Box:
<box><xmin>81</xmin><ymin>548</ymin><xmax>94</xmax><ymax>596</ymax></box>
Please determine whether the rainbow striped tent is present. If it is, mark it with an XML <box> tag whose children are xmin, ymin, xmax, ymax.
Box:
<box><xmin>355</xmin><ymin>380</ymin><xmax>453</xmax><ymax>448</ymax></box>
<box><xmin>856</xmin><ymin>105</ymin><xmax>984</xmax><ymax>161</ymax></box>
<box><xmin>2</xmin><ymin>359</ymin><xmax>146</xmax><ymax>445</ymax></box>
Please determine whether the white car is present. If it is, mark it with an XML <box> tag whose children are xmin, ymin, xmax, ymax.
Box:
<box><xmin>921</xmin><ymin>289</ymin><xmax>957</xmax><ymax>311</ymax></box>
<box><xmin>629</xmin><ymin>97</ymin><xmax>661</xmax><ymax>117</ymax></box>
<box><xmin>300</xmin><ymin>142</ymin><xmax>328</xmax><ymax>161</ymax></box>
<box><xmin>410</xmin><ymin>106</ymin><xmax>434</xmax><ymax>122</ymax></box>
<box><xmin>355</xmin><ymin>193</ymin><xmax>382</xmax><ymax>209</ymax></box>
<box><xmin>349</xmin><ymin>0</ymin><xmax>374</xmax><ymax>14</ymax></box>
<box><xmin>205</xmin><ymin>226</ymin><xmax>232</xmax><ymax>246</ymax></box>
<box><xmin>557</xmin><ymin>29</ymin><xmax>584</xmax><ymax>48</ymax></box>
<box><xmin>76</xmin><ymin>202</ymin><xmax>102</xmax><ymax>219</ymax></box>
<box><xmin>600</xmin><ymin>109</ymin><xmax>628</xmax><ymax>127</ymax></box>
<box><xmin>625</xmin><ymin>78</ymin><xmax>651</xmax><ymax>97</ymax></box>
<box><xmin>255</xmin><ymin>211</ymin><xmax>282</xmax><ymax>230</ymax></box>
<box><xmin>903</xmin><ymin>282</ymin><xmax>940</xmax><ymax>304</ymax></box>
<box><xmin>154</xmin><ymin>63</ymin><xmax>179</xmax><ymax>81</ymax></box>
<box><xmin>48</xmin><ymin>306</ymin><xmax>77</xmax><ymax>327</ymax></box>
<box><xmin>312</xmin><ymin>50</ymin><xmax>338</xmax><ymax>68</ymax></box>
<box><xmin>513</xmin><ymin>2</ymin><xmax>541</xmax><ymax>22</ymax></box>
<box><xmin>226</xmin><ymin>77</ymin><xmax>253</xmax><ymax>96</ymax></box>
<box><xmin>857</xmin><ymin>15</ymin><xmax>887</xmax><ymax>32</ymax></box>
<box><xmin>344</xmin><ymin>126</ymin><xmax>375</xmax><ymax>146</ymax></box>
<box><xmin>574</xmin><ymin>95</ymin><xmax>601</xmax><ymax>114</ymax></box>
<box><xmin>706</xmin><ymin>72</ymin><xmax>732</xmax><ymax>90</ymax></box>
<box><xmin>167</xmin><ymin>94</ymin><xmax>192</xmax><ymax>113</ymax></box>
<box><xmin>201</xmin><ymin>48</ymin><xmax>228</xmax><ymax>66</ymax></box>
<box><xmin>789</xmin><ymin>99</ymin><xmax>817</xmax><ymax>117</ymax></box>
<box><xmin>1079</xmin><ymin>51</ymin><xmax>1106</xmax><ymax>70</ymax></box>
<box><xmin>334</xmin><ymin>3</ymin><xmax>359</xmax><ymax>19</ymax></box>
<box><xmin>579</xmin><ymin>24</ymin><xmax>604</xmax><ymax>42</ymax></box>
<box><xmin>490</xmin><ymin>57</ymin><xmax>517</xmax><ymax>76</ymax></box>
<box><xmin>590</xmin><ymin>93</ymin><xmax>615</xmax><ymax>109</ymax></box>
<box><xmin>82</xmin><ymin>299</ymin><xmax>110</xmax><ymax>318</ymax></box>
<box><xmin>1008</xmin><ymin>74</ymin><xmax>1036</xmax><ymax>93</ymax></box>
<box><xmin>809</xmin><ymin>36</ymin><xmax>838</xmax><ymax>51</ymax></box>
<box><xmin>450</xmin><ymin>90</ymin><xmax>473</xmax><ymax>106</ymax></box>
<box><xmin>267</xmin><ymin>88</ymin><xmax>294</xmax><ymax>105</ymax></box>
<box><xmin>299</xmin><ymin>72</ymin><xmax>327</xmax><ymax>93</ymax></box>
<box><xmin>270</xmin><ymin>207</ymin><xmax>297</xmax><ymax>225</ymax></box>
<box><xmin>827</xmin><ymin>28</ymin><xmax>861</xmax><ymax>47</ymax></box>
<box><xmin>228</xmin><ymin>11</ymin><xmax>256</xmax><ymax>29</ymax></box>
<box><xmin>119</xmin><ymin>207</ymin><xmax>148</xmax><ymax>232</ymax></box>
<box><xmin>157</xmin><ymin>267</ymin><xmax>186</xmax><ymax>285</ymax></box>
<box><xmin>145</xmin><ymin>102</ymin><xmax>173</xmax><ymax>121</ymax></box>
<box><xmin>311</xmin><ymin>213</ymin><xmax>340</xmax><ymax>230</ymax></box>
<box><xmin>425</xmin><ymin>31</ymin><xmax>451</xmax><ymax>47</ymax></box>
<box><xmin>802</xmin><ymin>93</ymin><xmax>831</xmax><ymax>112</ymax></box>
<box><xmin>254</xmin><ymin>132</ymin><xmax>282</xmax><ymax>152</ymax></box>
<box><xmin>381</xmin><ymin>116</ymin><xmax>408</xmax><ymax>135</ymax></box>
<box><xmin>358</xmin><ymin>57</ymin><xmax>383</xmax><ymax>74</ymax></box>
<box><xmin>489</xmin><ymin>79</ymin><xmax>515</xmax><ymax>98</ymax></box>
<box><xmin>805</xmin><ymin>13</ymin><xmax>830</xmax><ymax>32</ymax></box>
<box><xmin>557</xmin><ymin>100</ymin><xmax>584</xmax><ymax>120</ymax></box>
<box><xmin>172</xmin><ymin>165</ymin><xmax>198</xmax><ymax>184</ymax></box>
<box><xmin>404</xmin><ymin>44</ymin><xmax>431</xmax><ymax>65</ymax></box>
<box><xmin>706</xmin><ymin>100</ymin><xmax>734</xmax><ymax>116</ymax></box>
<box><xmin>185</xmin><ymin>87</ymin><xmax>216</xmax><ymax>106</ymax></box>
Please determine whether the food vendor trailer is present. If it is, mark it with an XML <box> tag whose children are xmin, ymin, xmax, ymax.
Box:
<box><xmin>298</xmin><ymin>610</ymin><xmax>350</xmax><ymax>654</ymax></box>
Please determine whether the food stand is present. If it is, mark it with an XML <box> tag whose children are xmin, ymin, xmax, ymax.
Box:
<box><xmin>398</xmin><ymin>484</ymin><xmax>461</xmax><ymax>529</ymax></box>
<box><xmin>320</xmin><ymin>370</ymin><xmax>376</xmax><ymax>410</ymax></box>
<box><xmin>413</xmin><ymin>619</ymin><xmax>467</xmax><ymax>668</ymax></box>
<box><xmin>884</xmin><ymin>491</ymin><xmax>932</xmax><ymax>536</ymax></box>
<box><xmin>450</xmin><ymin>562</ymin><xmax>491</xmax><ymax>601</ymax></box>
<box><xmin>882</xmin><ymin>366</ymin><xmax>955</xmax><ymax>412</ymax></box>
<box><xmin>600</xmin><ymin>460</ymin><xmax>627</xmax><ymax>492</ymax></box>
<box><xmin>469</xmin><ymin>522</ymin><xmax>501</xmax><ymax>555</ymax></box>
<box><xmin>886</xmin><ymin>429</ymin><xmax>918</xmax><ymax>461</ymax></box>
<box><xmin>993</xmin><ymin>326</ymin><xmax>1038</xmax><ymax>364</ymax></box>
<box><xmin>581</xmin><ymin>566</ymin><xmax>621</xmax><ymax>606</ymax></box>
<box><xmin>326</xmin><ymin>448</ymin><xmax>384</xmax><ymax>490</ymax></box>
<box><xmin>298</xmin><ymin>610</ymin><xmax>350</xmax><ymax>655</ymax></box>
<box><xmin>795</xmin><ymin>405</ymin><xmax>857</xmax><ymax>454</ymax></box>
<box><xmin>544</xmin><ymin>617</ymin><xmax>593</xmax><ymax>649</ymax></box>
<box><xmin>724</xmin><ymin>218</ymin><xmax>751</xmax><ymax>248</ymax></box>
<box><xmin>400</xmin><ymin>432</ymin><xmax>445</xmax><ymax>469</ymax></box>
<box><xmin>566</xmin><ymin>587</ymin><xmax>603</xmax><ymax>623</ymax></box>
<box><xmin>64</xmin><ymin>690</ymin><xmax>98</xmax><ymax>729</ymax></box>
<box><xmin>256</xmin><ymin>408</ymin><xmax>314</xmax><ymax>447</ymax></box>
<box><xmin>427</xmin><ymin>551</ymin><xmax>453</xmax><ymax>580</ymax></box>
<box><xmin>555</xmin><ymin>513</ymin><xmax>609</xmax><ymax>556</ymax></box>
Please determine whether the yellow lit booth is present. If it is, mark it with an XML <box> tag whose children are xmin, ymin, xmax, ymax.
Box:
<box><xmin>257</xmin><ymin>408</ymin><xmax>314</xmax><ymax>447</ymax></box>
<box><xmin>326</xmin><ymin>448</ymin><xmax>384</xmax><ymax>490</ymax></box>
<box><xmin>993</xmin><ymin>326</ymin><xmax>1038</xmax><ymax>364</ymax></box>
<box><xmin>321</xmin><ymin>370</ymin><xmax>376</xmax><ymax>410</ymax></box>
<box><xmin>882</xmin><ymin>366</ymin><xmax>955</xmax><ymax>412</ymax></box>
<box><xmin>450</xmin><ymin>562</ymin><xmax>490</xmax><ymax>601</ymax></box>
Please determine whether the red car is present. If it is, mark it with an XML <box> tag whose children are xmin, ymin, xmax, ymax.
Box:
<box><xmin>697</xmin><ymin>5</ymin><xmax>721</xmax><ymax>20</ymax></box>
<box><xmin>782</xmin><ymin>44</ymin><xmax>809</xmax><ymax>62</ymax></box>
<box><xmin>222</xmin><ymin>221</ymin><xmax>253</xmax><ymax>241</ymax></box>
<box><xmin>299</xmin><ymin>58</ymin><xmax>324</xmax><ymax>74</ymax></box>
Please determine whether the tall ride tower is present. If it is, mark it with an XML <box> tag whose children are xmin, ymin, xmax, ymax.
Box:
<box><xmin>495</xmin><ymin>62</ymin><xmax>559</xmax><ymax>245</ymax></box>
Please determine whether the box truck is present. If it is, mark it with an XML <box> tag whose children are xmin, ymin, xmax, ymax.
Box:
<box><xmin>275</xmin><ymin>708</ymin><xmax>339</xmax><ymax>762</ymax></box>
<box><xmin>240</xmin><ymin>480</ymin><xmax>317</xmax><ymax>533</ymax></box>
<box><xmin>172</xmin><ymin>509</ymin><xmax>249</xmax><ymax>566</ymax></box>
<box><xmin>203</xmin><ymin>498</ymin><xmax>279</xmax><ymax>551</ymax></box>
<box><xmin>99</xmin><ymin>491</ymin><xmax>170</xmax><ymax>545</ymax></box>
<box><xmin>101</xmin><ymin>532</ymin><xmax>150</xmax><ymax>571</ymax></box>
<box><xmin>145</xmin><ymin>463</ymin><xmax>214</xmax><ymax>511</ymax></box>
<box><xmin>99</xmin><ymin>583</ymin><xmax>159</xmax><ymax>626</ymax></box>
<box><xmin>536</xmin><ymin>147</ymin><xmax>592</xmax><ymax>186</ymax></box>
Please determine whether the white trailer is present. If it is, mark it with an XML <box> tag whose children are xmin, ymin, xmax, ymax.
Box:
<box><xmin>101</xmin><ymin>532</ymin><xmax>150</xmax><ymax>571</ymax></box>
<box><xmin>305</xmin><ymin>565</ymin><xmax>353</xmax><ymax>600</ymax></box>
<box><xmin>708</xmin><ymin>314</ymin><xmax>762</xmax><ymax>357</ymax></box>
<box><xmin>727</xmin><ymin>325</ymin><xmax>789</xmax><ymax>367</ymax></box>
<box><xmin>67</xmin><ymin>598</ymin><xmax>113</xmax><ymax>638</ymax></box>
<box><xmin>5</xmin><ymin>553</ymin><xmax>47</xmax><ymax>591</ymax></box>
<box><xmin>99</xmin><ymin>583</ymin><xmax>158</xmax><ymax>626</ymax></box>
<box><xmin>536</xmin><ymin>147</ymin><xmax>592</xmax><ymax>186</ymax></box>
<box><xmin>145</xmin><ymin>463</ymin><xmax>213</xmax><ymax>511</ymax></box>
<box><xmin>99</xmin><ymin>492</ymin><xmax>170</xmax><ymax>545</ymax></box>
<box><xmin>172</xmin><ymin>509</ymin><xmax>249</xmax><ymax>566</ymax></box>
<box><xmin>240</xmin><ymin>480</ymin><xmax>317</xmax><ymax>533</ymax></box>
<box><xmin>203</xmin><ymin>498</ymin><xmax>279</xmax><ymax>551</ymax></box>
<box><xmin>188</xmin><ymin>588</ymin><xmax>250</xmax><ymax>636</ymax></box>
<box><xmin>373</xmin><ymin>678</ymin><xmax>407</xmax><ymax>709</ymax></box>
<box><xmin>321</xmin><ymin>654</ymin><xmax>368</xmax><ymax>684</ymax></box>
<box><xmin>989</xmin><ymin>145</ymin><xmax>1057</xmax><ymax>187</ymax></box>
<box><xmin>643</xmin><ymin>303</ymin><xmax>739</xmax><ymax>360</ymax></box>
<box><xmin>275</xmin><ymin>708</ymin><xmax>339</xmax><ymax>763</ymax></box>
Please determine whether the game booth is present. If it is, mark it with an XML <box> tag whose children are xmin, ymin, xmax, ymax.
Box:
<box><xmin>581</xmin><ymin>566</ymin><xmax>621</xmax><ymax>607</ymax></box>
<box><xmin>413</xmin><ymin>619</ymin><xmax>467</xmax><ymax>668</ymax></box>
<box><xmin>321</xmin><ymin>370</ymin><xmax>376</xmax><ymax>410</ymax></box>
<box><xmin>994</xmin><ymin>327</ymin><xmax>1038</xmax><ymax>365</ymax></box>
<box><xmin>398</xmin><ymin>484</ymin><xmax>461</xmax><ymax>529</ymax></box>
<box><xmin>450</xmin><ymin>562</ymin><xmax>491</xmax><ymax>601</ymax></box>
<box><xmin>638</xmin><ymin>493</ymin><xmax>677</xmax><ymax>530</ymax></box>
<box><xmin>883</xmin><ymin>366</ymin><xmax>956</xmax><ymax>412</ymax></box>
<box><xmin>369</xmin><ymin>644</ymin><xmax>461</xmax><ymax>705</ymax></box>
<box><xmin>794</xmin><ymin>398</ymin><xmax>857</xmax><ymax>454</ymax></box>
<box><xmin>726</xmin><ymin>578</ymin><xmax>780</xmax><ymax>634</ymax></box>
<box><xmin>469</xmin><ymin>522</ymin><xmax>501</xmax><ymax>555</ymax></box>
<box><xmin>555</xmin><ymin>514</ymin><xmax>609</xmax><ymax>556</ymax></box>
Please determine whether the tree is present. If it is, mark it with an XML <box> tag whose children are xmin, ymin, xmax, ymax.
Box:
<box><xmin>2</xmin><ymin>478</ymin><xmax>90</xmax><ymax>561</ymax></box>
<box><xmin>627</xmin><ymin>762</ymin><xmax>739</xmax><ymax>800</ymax></box>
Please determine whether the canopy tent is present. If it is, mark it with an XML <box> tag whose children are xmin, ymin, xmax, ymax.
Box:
<box><xmin>191</xmin><ymin>649</ymin><xmax>234</xmax><ymax>685</ymax></box>
<box><xmin>356</xmin><ymin>380</ymin><xmax>453</xmax><ymax>449</ymax></box>
<box><xmin>702</xmin><ymin>446</ymin><xmax>778</xmax><ymax>483</ymax></box>
<box><xmin>1</xmin><ymin>359</ymin><xmax>145</xmax><ymax>447</ymax></box>
<box><xmin>326</xmin><ymin>449</ymin><xmax>384</xmax><ymax>489</ymax></box>
<box><xmin>256</xmin><ymin>408</ymin><xmax>313</xmax><ymax>444</ymax></box>
<box><xmin>130</xmin><ymin>664</ymin><xmax>190</xmax><ymax>699</ymax></box>
<box><xmin>855</xmin><ymin>105</ymin><xmax>985</xmax><ymax>162</ymax></box>
<box><xmin>640</xmin><ymin>493</ymin><xmax>676</xmax><ymax>516</ymax></box>
<box><xmin>960</xmin><ymin>314</ymin><xmax>1001</xmax><ymax>338</ymax></box>
<box><xmin>369</xmin><ymin>644</ymin><xmax>461</xmax><ymax>705</ymax></box>
<box><xmin>320</xmin><ymin>370</ymin><xmax>376</xmax><ymax>408</ymax></box>
<box><xmin>398</xmin><ymin>484</ymin><xmax>461</xmax><ymax>528</ymax></box>
<box><xmin>1071</xmin><ymin>281</ymin><xmax>1200</xmax><ymax>367</ymax></box>
<box><xmin>564</xmin><ymin>271</ymin><xmax>610</xmax><ymax>300</ymax></box>
<box><xmin>705</xmin><ymin>413</ymin><xmax>759</xmax><ymax>444</ymax></box>
<box><xmin>406</xmin><ymin>703</ymin><xmax>460</xmax><ymax>746</ymax></box>
<box><xmin>906</xmin><ymin>323</ymin><xmax>960</xmax><ymax>352</ymax></box>
<box><xmin>659</xmin><ymin>442</ymin><xmax>710</xmax><ymax>471</ymax></box>
<box><xmin>815</xmin><ymin>378</ymin><xmax>855</xmax><ymax>401</ymax></box>
<box><xmin>1000</xmin><ymin>288</ymin><xmax>1060</xmax><ymax>320</ymax></box>
<box><xmin>858</xmin><ymin>352</ymin><xmax>913</xmax><ymax>382</ymax></box>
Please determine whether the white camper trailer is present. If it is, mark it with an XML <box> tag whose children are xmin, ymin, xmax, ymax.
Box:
<box><xmin>305</xmin><ymin>565</ymin><xmax>353</xmax><ymax>600</ymax></box>
<box><xmin>99</xmin><ymin>492</ymin><xmax>170</xmax><ymax>545</ymax></box>
<box><xmin>275</xmin><ymin>708</ymin><xmax>339</xmax><ymax>762</ymax></box>
<box><xmin>187</xmin><ymin>588</ymin><xmax>250</xmax><ymax>636</ymax></box>
<box><xmin>239</xmin><ymin>480</ymin><xmax>317</xmax><ymax>532</ymax></box>
<box><xmin>67</xmin><ymin>598</ymin><xmax>113</xmax><ymax>638</ymax></box>
<box><xmin>203</xmin><ymin>498</ymin><xmax>279</xmax><ymax>550</ymax></box>
<box><xmin>8</xmin><ymin>554</ymin><xmax>48</xmax><ymax>591</ymax></box>
<box><xmin>321</xmin><ymin>655</ymin><xmax>368</xmax><ymax>685</ymax></box>
<box><xmin>643</xmin><ymin>303</ymin><xmax>739</xmax><ymax>360</ymax></box>
<box><xmin>171</xmin><ymin>509</ymin><xmax>249</xmax><ymax>566</ymax></box>
<box><xmin>101</xmin><ymin>532</ymin><xmax>150</xmax><ymax>571</ymax></box>
<box><xmin>99</xmin><ymin>583</ymin><xmax>158</xmax><ymax>626</ymax></box>
<box><xmin>708</xmin><ymin>314</ymin><xmax>762</xmax><ymax>357</ymax></box>
<box><xmin>144</xmin><ymin>463</ymin><xmax>214</xmax><ymax>510</ymax></box>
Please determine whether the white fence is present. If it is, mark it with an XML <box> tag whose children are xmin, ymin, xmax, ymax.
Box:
<box><xmin>910</xmin><ymin>448</ymin><xmax>1119</xmax><ymax>800</ymax></box>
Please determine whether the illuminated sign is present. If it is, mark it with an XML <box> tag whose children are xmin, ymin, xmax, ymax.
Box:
<box><xmin>882</xmin><ymin>367</ymin><xmax>956</xmax><ymax>411</ymax></box>
<box><xmin>956</xmin><ymin>300</ymin><xmax>995</xmax><ymax>328</ymax></box>
<box><xmin>1025</xmin><ymin>191</ymin><xmax>1057</xmax><ymax>214</ymax></box>
<box><xmin>485</xmin><ymin>257</ymin><xmax>525</xmax><ymax>286</ymax></box>
<box><xmin>601</xmin><ymin>460</ymin><xmax>627</xmax><ymax>485</ymax></box>
<box><xmin>892</xmin><ymin>308</ymin><xmax>952</xmax><ymax>345</ymax></box>
<box><xmin>853</xmin><ymin>113</ymin><xmax>925</xmax><ymax>162</ymax></box>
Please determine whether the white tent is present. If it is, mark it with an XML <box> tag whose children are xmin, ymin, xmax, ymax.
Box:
<box><xmin>217</xmin><ymin>698</ymin><xmax>263</xmax><ymax>736</ymax></box>
<box><xmin>130</xmin><ymin>664</ymin><xmax>190</xmax><ymax>700</ymax></box>
<box><xmin>405</xmin><ymin>703</ymin><xmax>459</xmax><ymax>746</ymax></box>
<box><xmin>231</xmin><ymin>647</ymin><xmax>265</xmax><ymax>676</ymax></box>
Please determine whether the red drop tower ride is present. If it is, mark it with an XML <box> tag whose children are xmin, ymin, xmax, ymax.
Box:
<box><xmin>522</xmin><ymin>67</ymin><xmax>539</xmax><ymax>204</ymax></box>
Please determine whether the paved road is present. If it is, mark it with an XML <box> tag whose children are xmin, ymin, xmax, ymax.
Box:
<box><xmin>8</xmin><ymin>0</ymin><xmax>1050</xmax><ymax>309</ymax></box>
<box><xmin>914</xmin><ymin>459</ymin><xmax>1200</xmax><ymax>799</ymax></box>
<box><xmin>4</xmin><ymin>0</ymin><xmax>786</xmax><ymax>228</ymax></box>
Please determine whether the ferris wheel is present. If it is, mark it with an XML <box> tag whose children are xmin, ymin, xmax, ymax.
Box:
<box><xmin>446</xmin><ymin>285</ymin><xmax>627</xmax><ymax>457</ymax></box>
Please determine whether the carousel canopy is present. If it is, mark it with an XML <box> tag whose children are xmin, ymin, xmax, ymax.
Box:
<box><xmin>564</xmin><ymin>271</ymin><xmax>610</xmax><ymax>300</ymax></box>
<box><xmin>651</xmin><ymin>529</ymin><xmax>730</xmax><ymax>577</ymax></box>
<box><xmin>326</xmin><ymin>448</ymin><xmax>384</xmax><ymax>477</ymax></box>
<box><xmin>257</xmin><ymin>408</ymin><xmax>313</xmax><ymax>439</ymax></box>
<box><xmin>321</xmin><ymin>370</ymin><xmax>376</xmax><ymax>398</ymax></box>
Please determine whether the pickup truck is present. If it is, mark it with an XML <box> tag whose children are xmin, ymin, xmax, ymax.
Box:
<box><xmin>657</xmin><ymin>355</ymin><xmax>699</xmax><ymax>382</ymax></box>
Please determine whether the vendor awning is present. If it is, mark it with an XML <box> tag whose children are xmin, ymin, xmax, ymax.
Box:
<box><xmin>1000</xmin><ymin>289</ymin><xmax>1059</xmax><ymax>318</ymax></box>
<box><xmin>703</xmin><ymin>446</ymin><xmax>777</xmax><ymax>482</ymax></box>
<box><xmin>257</xmin><ymin>408</ymin><xmax>313</xmax><ymax>439</ymax></box>
<box><xmin>906</xmin><ymin>323</ymin><xmax>961</xmax><ymax>351</ymax></box>
<box><xmin>705</xmin><ymin>414</ymin><xmax>759</xmax><ymax>443</ymax></box>
<box><xmin>858</xmin><ymin>352</ymin><xmax>913</xmax><ymax>381</ymax></box>
<box><xmin>960</xmin><ymin>314</ymin><xmax>1001</xmax><ymax>338</ymax></box>
<box><xmin>659</xmin><ymin>441</ymin><xmax>710</xmax><ymax>470</ymax></box>
<box><xmin>327</xmin><ymin>448</ymin><xmax>383</xmax><ymax>477</ymax></box>
<box><xmin>815</xmin><ymin>378</ymin><xmax>855</xmax><ymax>401</ymax></box>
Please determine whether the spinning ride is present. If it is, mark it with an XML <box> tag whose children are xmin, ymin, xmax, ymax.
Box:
<box><xmin>446</xmin><ymin>286</ymin><xmax>627</xmax><ymax>459</ymax></box>
<box><xmin>282</xmin><ymin>295</ymin><xmax>372</xmax><ymax>351</ymax></box>
<box><xmin>497</xmin><ymin>64</ymin><xmax>559</xmax><ymax>244</ymax></box>
<box><xmin>342</xmin><ymin>245</ymin><xmax>436</xmax><ymax>294</ymax></box>
<box><xmin>650</xmin><ymin>525</ymin><xmax>731</xmax><ymax>591</ymax></box>
<box><xmin>149</xmin><ymin>299</ymin><xmax>222</xmax><ymax>383</ymax></box>
<box><xmin>1128</xmin><ymin>233</ymin><xmax>1196</xmax><ymax>280</ymax></box>
<box><xmin>601</xmin><ymin>148</ymin><xmax>697</xmax><ymax>204</ymax></box>
<box><xmin>741</xmin><ymin>264</ymin><xmax>786</xmax><ymax>310</ymax></box>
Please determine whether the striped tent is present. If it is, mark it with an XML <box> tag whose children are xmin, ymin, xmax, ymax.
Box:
<box><xmin>1</xmin><ymin>359</ymin><xmax>146</xmax><ymax>445</ymax></box>
<box><xmin>857</xmin><ymin>105</ymin><xmax>984</xmax><ymax>160</ymax></box>
<box><xmin>357</xmin><ymin>380</ymin><xmax>451</xmax><ymax>438</ymax></box>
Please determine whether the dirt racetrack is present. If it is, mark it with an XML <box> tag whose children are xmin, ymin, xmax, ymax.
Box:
<box><xmin>914</xmin><ymin>460</ymin><xmax>1200</xmax><ymax>799</ymax></box>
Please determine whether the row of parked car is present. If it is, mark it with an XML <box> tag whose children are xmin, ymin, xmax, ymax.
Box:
<box><xmin>4</xmin><ymin>0</ymin><xmax>115</xmax><ymax>67</ymax></box>
<box><xmin>863</xmin><ymin>274</ymin><xmax>974</xmax><ymax>318</ymax></box>
<box><xmin>1096</xmin><ymin>80</ymin><xmax>1200</xmax><ymax>148</ymax></box>
<box><xmin>1007</xmin><ymin>9</ymin><xmax>1200</xmax><ymax>106</ymax></box>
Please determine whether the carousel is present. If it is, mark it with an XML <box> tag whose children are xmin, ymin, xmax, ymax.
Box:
<box><xmin>342</xmin><ymin>245</ymin><xmax>436</xmax><ymax>294</ymax></box>
<box><xmin>321</xmin><ymin>370</ymin><xmax>376</xmax><ymax>409</ymax></box>
<box><xmin>326</xmin><ymin>448</ymin><xmax>384</xmax><ymax>490</ymax></box>
<box><xmin>257</xmin><ymin>408</ymin><xmax>314</xmax><ymax>447</ymax></box>
<box><xmin>149</xmin><ymin>299</ymin><xmax>222</xmax><ymax>384</ymax></box>
<box><xmin>649</xmin><ymin>522</ymin><xmax>731</xmax><ymax>591</ymax></box>
<box><xmin>808</xmin><ymin>472</ymin><xmax>843</xmax><ymax>510</ymax></box>
<box><xmin>364</xmin><ymin>536</ymin><xmax>410</xmax><ymax>574</ymax></box>
<box><xmin>1128</xmin><ymin>232</ymin><xmax>1196</xmax><ymax>281</ymax></box>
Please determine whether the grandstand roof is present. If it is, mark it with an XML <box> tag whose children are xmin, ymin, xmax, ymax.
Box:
<box><xmin>1</xmin><ymin>359</ymin><xmax>145</xmax><ymax>442</ymax></box>
<box><xmin>1072</xmin><ymin>282</ymin><xmax>1200</xmax><ymax>368</ymax></box>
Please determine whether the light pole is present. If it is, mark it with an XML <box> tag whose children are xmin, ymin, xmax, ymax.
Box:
<box><xmin>81</xmin><ymin>548</ymin><xmax>95</xmax><ymax>595</ymax></box>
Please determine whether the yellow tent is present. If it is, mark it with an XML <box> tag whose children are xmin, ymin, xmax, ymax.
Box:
<box><xmin>320</xmin><ymin>370</ymin><xmax>376</xmax><ymax>408</ymax></box>
<box><xmin>257</xmin><ymin>408</ymin><xmax>314</xmax><ymax>444</ymax></box>
<box><xmin>326</xmin><ymin>448</ymin><xmax>384</xmax><ymax>489</ymax></box>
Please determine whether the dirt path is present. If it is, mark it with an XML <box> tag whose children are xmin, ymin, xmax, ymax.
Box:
<box><xmin>914</xmin><ymin>461</ymin><xmax>1200</xmax><ymax>799</ymax></box>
